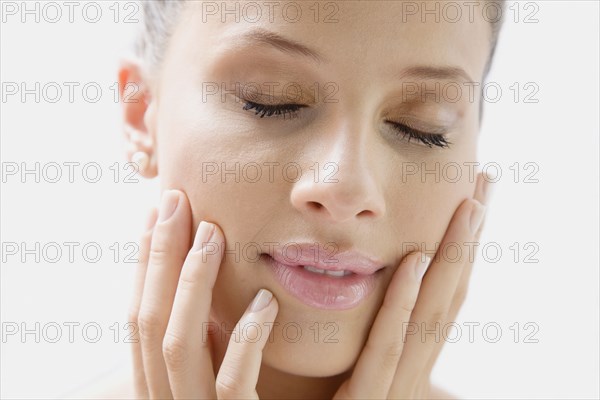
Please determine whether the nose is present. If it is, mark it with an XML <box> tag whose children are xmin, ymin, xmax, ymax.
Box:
<box><xmin>290</xmin><ymin>130</ymin><xmax>386</xmax><ymax>223</ymax></box>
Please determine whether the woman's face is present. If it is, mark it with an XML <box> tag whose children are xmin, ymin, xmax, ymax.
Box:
<box><xmin>142</xmin><ymin>0</ymin><xmax>491</xmax><ymax>377</ymax></box>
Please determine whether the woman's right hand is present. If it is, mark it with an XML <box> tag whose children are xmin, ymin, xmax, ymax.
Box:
<box><xmin>129</xmin><ymin>189</ymin><xmax>279</xmax><ymax>399</ymax></box>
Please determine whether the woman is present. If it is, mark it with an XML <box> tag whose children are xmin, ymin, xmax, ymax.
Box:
<box><xmin>116</xmin><ymin>1</ymin><xmax>504</xmax><ymax>398</ymax></box>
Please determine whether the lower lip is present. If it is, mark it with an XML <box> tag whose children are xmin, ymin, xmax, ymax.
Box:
<box><xmin>263</xmin><ymin>254</ymin><xmax>380</xmax><ymax>310</ymax></box>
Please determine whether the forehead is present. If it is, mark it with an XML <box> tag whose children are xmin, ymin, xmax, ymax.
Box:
<box><xmin>177</xmin><ymin>1</ymin><xmax>491</xmax><ymax>83</ymax></box>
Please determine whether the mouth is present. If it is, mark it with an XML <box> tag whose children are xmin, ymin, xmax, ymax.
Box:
<box><xmin>261</xmin><ymin>246</ymin><xmax>386</xmax><ymax>310</ymax></box>
<box><xmin>299</xmin><ymin>265</ymin><xmax>354</xmax><ymax>277</ymax></box>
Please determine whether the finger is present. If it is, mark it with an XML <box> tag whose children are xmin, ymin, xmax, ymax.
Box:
<box><xmin>443</xmin><ymin>172</ymin><xmax>491</xmax><ymax>323</ymax></box>
<box><xmin>473</xmin><ymin>170</ymin><xmax>496</xmax><ymax>238</ymax></box>
<box><xmin>216</xmin><ymin>289</ymin><xmax>279</xmax><ymax>400</ymax></box>
<box><xmin>424</xmin><ymin>172</ymin><xmax>495</xmax><ymax>375</ymax></box>
<box><xmin>450</xmin><ymin>172</ymin><xmax>495</xmax><ymax>313</ymax></box>
<box><xmin>334</xmin><ymin>252</ymin><xmax>432</xmax><ymax>400</ymax></box>
<box><xmin>446</xmin><ymin>172</ymin><xmax>495</xmax><ymax>321</ymax></box>
<box><xmin>390</xmin><ymin>196</ymin><xmax>487</xmax><ymax>395</ymax></box>
<box><xmin>129</xmin><ymin>208</ymin><xmax>158</xmax><ymax>399</ymax></box>
<box><xmin>163</xmin><ymin>221</ymin><xmax>225</xmax><ymax>399</ymax></box>
<box><xmin>138</xmin><ymin>190</ymin><xmax>192</xmax><ymax>399</ymax></box>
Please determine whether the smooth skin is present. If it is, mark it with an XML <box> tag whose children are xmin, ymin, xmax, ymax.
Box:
<box><xmin>128</xmin><ymin>173</ymin><xmax>492</xmax><ymax>399</ymax></box>
<box><xmin>115</xmin><ymin>1</ymin><xmax>498</xmax><ymax>398</ymax></box>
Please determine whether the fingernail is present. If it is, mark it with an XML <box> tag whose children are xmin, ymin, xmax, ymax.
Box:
<box><xmin>415</xmin><ymin>254</ymin><xmax>432</xmax><ymax>282</ymax></box>
<box><xmin>157</xmin><ymin>190</ymin><xmax>180</xmax><ymax>223</ymax></box>
<box><xmin>470</xmin><ymin>201</ymin><xmax>486</xmax><ymax>235</ymax></box>
<box><xmin>249</xmin><ymin>289</ymin><xmax>273</xmax><ymax>313</ymax></box>
<box><xmin>145</xmin><ymin>208</ymin><xmax>158</xmax><ymax>231</ymax></box>
<box><xmin>192</xmin><ymin>221</ymin><xmax>215</xmax><ymax>251</ymax></box>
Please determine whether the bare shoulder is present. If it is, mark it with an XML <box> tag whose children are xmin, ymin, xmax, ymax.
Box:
<box><xmin>428</xmin><ymin>383</ymin><xmax>459</xmax><ymax>399</ymax></box>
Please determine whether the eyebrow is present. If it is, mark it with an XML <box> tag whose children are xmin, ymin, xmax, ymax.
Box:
<box><xmin>397</xmin><ymin>66</ymin><xmax>475</xmax><ymax>83</ymax></box>
<box><xmin>224</xmin><ymin>28</ymin><xmax>474</xmax><ymax>82</ymax></box>
<box><xmin>225</xmin><ymin>27</ymin><xmax>325</xmax><ymax>64</ymax></box>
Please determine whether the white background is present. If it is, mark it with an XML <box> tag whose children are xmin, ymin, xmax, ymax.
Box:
<box><xmin>1</xmin><ymin>1</ymin><xmax>598</xmax><ymax>398</ymax></box>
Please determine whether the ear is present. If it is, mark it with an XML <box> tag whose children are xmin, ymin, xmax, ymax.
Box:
<box><xmin>118</xmin><ymin>59</ymin><xmax>158</xmax><ymax>178</ymax></box>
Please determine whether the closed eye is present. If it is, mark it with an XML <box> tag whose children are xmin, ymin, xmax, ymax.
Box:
<box><xmin>242</xmin><ymin>100</ymin><xmax>306</xmax><ymax>119</ymax></box>
<box><xmin>386</xmin><ymin>121</ymin><xmax>452</xmax><ymax>149</ymax></box>
<box><xmin>240</xmin><ymin>100</ymin><xmax>452</xmax><ymax>149</ymax></box>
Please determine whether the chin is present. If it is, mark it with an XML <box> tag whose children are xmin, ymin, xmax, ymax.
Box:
<box><xmin>260</xmin><ymin>318</ymin><xmax>365</xmax><ymax>377</ymax></box>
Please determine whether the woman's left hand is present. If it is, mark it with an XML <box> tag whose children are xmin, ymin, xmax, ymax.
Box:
<box><xmin>334</xmin><ymin>171</ymin><xmax>493</xmax><ymax>399</ymax></box>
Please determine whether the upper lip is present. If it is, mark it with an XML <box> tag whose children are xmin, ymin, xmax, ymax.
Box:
<box><xmin>266</xmin><ymin>243</ymin><xmax>385</xmax><ymax>275</ymax></box>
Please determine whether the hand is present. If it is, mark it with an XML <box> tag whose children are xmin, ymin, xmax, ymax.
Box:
<box><xmin>128</xmin><ymin>190</ymin><xmax>279</xmax><ymax>399</ymax></box>
<box><xmin>334</xmin><ymin>171</ymin><xmax>493</xmax><ymax>399</ymax></box>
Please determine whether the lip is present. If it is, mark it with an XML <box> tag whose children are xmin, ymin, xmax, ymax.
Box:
<box><xmin>262</xmin><ymin>243</ymin><xmax>385</xmax><ymax>310</ymax></box>
<box><xmin>268</xmin><ymin>243</ymin><xmax>385</xmax><ymax>275</ymax></box>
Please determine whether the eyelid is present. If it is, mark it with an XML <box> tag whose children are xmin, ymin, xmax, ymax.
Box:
<box><xmin>386</xmin><ymin>117</ymin><xmax>450</xmax><ymax>136</ymax></box>
<box><xmin>234</xmin><ymin>82</ymin><xmax>317</xmax><ymax>104</ymax></box>
<box><xmin>240</xmin><ymin>93</ymin><xmax>306</xmax><ymax>106</ymax></box>
<box><xmin>239</xmin><ymin>89</ymin><xmax>280</xmax><ymax>104</ymax></box>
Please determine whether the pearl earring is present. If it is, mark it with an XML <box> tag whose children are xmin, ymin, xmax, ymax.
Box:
<box><xmin>132</xmin><ymin>151</ymin><xmax>150</xmax><ymax>172</ymax></box>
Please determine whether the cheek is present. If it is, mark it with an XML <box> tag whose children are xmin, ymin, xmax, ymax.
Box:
<box><xmin>155</xmin><ymin>117</ymin><xmax>292</xmax><ymax>335</ymax></box>
<box><xmin>387</xmin><ymin>158</ymin><xmax>477</xmax><ymax>263</ymax></box>
<box><xmin>156</xmin><ymin>104</ymin><xmax>288</xmax><ymax>231</ymax></box>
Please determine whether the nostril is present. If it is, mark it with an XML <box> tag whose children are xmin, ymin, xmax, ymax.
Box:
<box><xmin>357</xmin><ymin>209</ymin><xmax>375</xmax><ymax>217</ymax></box>
<box><xmin>307</xmin><ymin>201</ymin><xmax>323</xmax><ymax>211</ymax></box>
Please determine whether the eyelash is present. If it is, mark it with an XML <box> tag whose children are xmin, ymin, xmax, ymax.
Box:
<box><xmin>241</xmin><ymin>100</ymin><xmax>452</xmax><ymax>149</ymax></box>
<box><xmin>386</xmin><ymin>121</ymin><xmax>452</xmax><ymax>149</ymax></box>
<box><xmin>242</xmin><ymin>100</ymin><xmax>305</xmax><ymax>119</ymax></box>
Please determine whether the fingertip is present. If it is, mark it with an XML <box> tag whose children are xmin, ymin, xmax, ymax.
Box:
<box><xmin>211</xmin><ymin>222</ymin><xmax>225</xmax><ymax>245</ymax></box>
<box><xmin>396</xmin><ymin>252</ymin><xmax>433</xmax><ymax>285</ymax></box>
<box><xmin>475</xmin><ymin>170</ymin><xmax>496</xmax><ymax>206</ymax></box>
<box><xmin>243</xmin><ymin>289</ymin><xmax>279</xmax><ymax>327</ymax></box>
<box><xmin>394</xmin><ymin>252</ymin><xmax>427</xmax><ymax>284</ymax></box>
<box><xmin>413</xmin><ymin>252</ymin><xmax>432</xmax><ymax>283</ymax></box>
<box><xmin>189</xmin><ymin>220</ymin><xmax>225</xmax><ymax>257</ymax></box>
<box><xmin>469</xmin><ymin>199</ymin><xmax>487</xmax><ymax>235</ymax></box>
<box><xmin>269</xmin><ymin>294</ymin><xmax>279</xmax><ymax>316</ymax></box>
<box><xmin>208</xmin><ymin>222</ymin><xmax>226</xmax><ymax>259</ymax></box>
<box><xmin>157</xmin><ymin>190</ymin><xmax>181</xmax><ymax>223</ymax></box>
<box><xmin>248</xmin><ymin>288</ymin><xmax>274</xmax><ymax>313</ymax></box>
